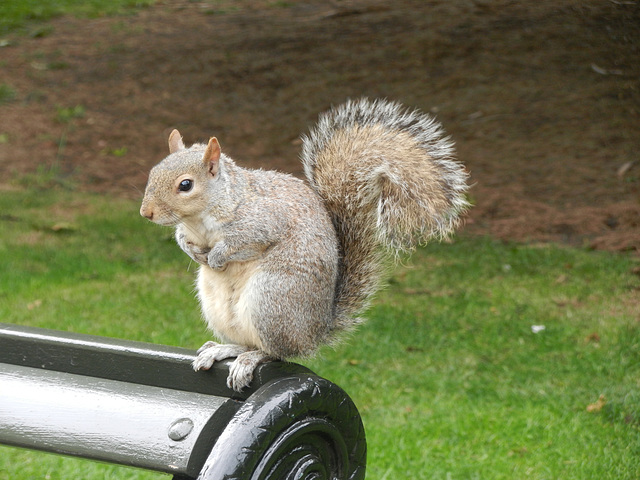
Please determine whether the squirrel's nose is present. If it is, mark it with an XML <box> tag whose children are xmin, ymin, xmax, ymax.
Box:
<box><xmin>140</xmin><ymin>206</ymin><xmax>153</xmax><ymax>220</ymax></box>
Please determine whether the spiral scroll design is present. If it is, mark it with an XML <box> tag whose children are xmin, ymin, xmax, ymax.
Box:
<box><xmin>252</xmin><ymin>418</ymin><xmax>348</xmax><ymax>479</ymax></box>
<box><xmin>194</xmin><ymin>374</ymin><xmax>366</xmax><ymax>480</ymax></box>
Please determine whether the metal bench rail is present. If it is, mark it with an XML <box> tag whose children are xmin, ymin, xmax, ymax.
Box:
<box><xmin>0</xmin><ymin>323</ymin><xmax>366</xmax><ymax>480</ymax></box>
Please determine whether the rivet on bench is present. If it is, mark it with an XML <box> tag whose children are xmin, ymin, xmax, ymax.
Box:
<box><xmin>168</xmin><ymin>418</ymin><xmax>194</xmax><ymax>441</ymax></box>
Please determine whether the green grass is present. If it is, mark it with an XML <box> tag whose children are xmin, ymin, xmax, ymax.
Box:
<box><xmin>0</xmin><ymin>187</ymin><xmax>639</xmax><ymax>479</ymax></box>
<box><xmin>0</xmin><ymin>0</ymin><xmax>155</xmax><ymax>34</ymax></box>
<box><xmin>312</xmin><ymin>243</ymin><xmax>640</xmax><ymax>479</ymax></box>
<box><xmin>0</xmin><ymin>84</ymin><xmax>17</xmax><ymax>105</ymax></box>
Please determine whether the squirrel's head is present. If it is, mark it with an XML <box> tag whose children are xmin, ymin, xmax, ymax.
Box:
<box><xmin>140</xmin><ymin>129</ymin><xmax>222</xmax><ymax>226</ymax></box>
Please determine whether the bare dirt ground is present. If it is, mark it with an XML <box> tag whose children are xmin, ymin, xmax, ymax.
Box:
<box><xmin>0</xmin><ymin>0</ymin><xmax>638</xmax><ymax>252</ymax></box>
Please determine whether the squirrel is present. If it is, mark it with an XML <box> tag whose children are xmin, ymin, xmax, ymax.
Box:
<box><xmin>140</xmin><ymin>98</ymin><xmax>469</xmax><ymax>391</ymax></box>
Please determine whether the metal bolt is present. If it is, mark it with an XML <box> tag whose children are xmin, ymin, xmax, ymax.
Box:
<box><xmin>168</xmin><ymin>418</ymin><xmax>194</xmax><ymax>441</ymax></box>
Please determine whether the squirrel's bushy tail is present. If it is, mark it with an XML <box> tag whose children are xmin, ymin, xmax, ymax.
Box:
<box><xmin>301</xmin><ymin>98</ymin><xmax>469</xmax><ymax>331</ymax></box>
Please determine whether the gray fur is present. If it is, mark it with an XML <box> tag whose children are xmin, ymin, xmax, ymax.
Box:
<box><xmin>301</xmin><ymin>98</ymin><xmax>469</xmax><ymax>327</ymax></box>
<box><xmin>140</xmin><ymin>99</ymin><xmax>469</xmax><ymax>391</ymax></box>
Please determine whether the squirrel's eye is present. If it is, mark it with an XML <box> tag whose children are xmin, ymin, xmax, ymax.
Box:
<box><xmin>178</xmin><ymin>179</ymin><xmax>193</xmax><ymax>192</ymax></box>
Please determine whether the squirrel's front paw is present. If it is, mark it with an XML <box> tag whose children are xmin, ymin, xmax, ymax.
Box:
<box><xmin>188</xmin><ymin>243</ymin><xmax>211</xmax><ymax>265</ymax></box>
<box><xmin>207</xmin><ymin>245</ymin><xmax>230</xmax><ymax>270</ymax></box>
<box><xmin>176</xmin><ymin>232</ymin><xmax>210</xmax><ymax>265</ymax></box>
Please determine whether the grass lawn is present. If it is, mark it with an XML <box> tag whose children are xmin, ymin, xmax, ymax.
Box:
<box><xmin>0</xmin><ymin>0</ymin><xmax>155</xmax><ymax>34</ymax></box>
<box><xmin>2</xmin><ymin>1</ymin><xmax>639</xmax><ymax>478</ymax></box>
<box><xmin>0</xmin><ymin>187</ymin><xmax>639</xmax><ymax>479</ymax></box>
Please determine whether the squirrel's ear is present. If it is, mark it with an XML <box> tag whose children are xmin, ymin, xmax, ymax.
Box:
<box><xmin>203</xmin><ymin>137</ymin><xmax>221</xmax><ymax>176</ymax></box>
<box><xmin>168</xmin><ymin>129</ymin><xmax>185</xmax><ymax>154</ymax></box>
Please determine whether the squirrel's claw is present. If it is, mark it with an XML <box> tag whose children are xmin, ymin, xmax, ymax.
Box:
<box><xmin>196</xmin><ymin>340</ymin><xmax>218</xmax><ymax>355</ymax></box>
<box><xmin>226</xmin><ymin>362</ymin><xmax>252</xmax><ymax>391</ymax></box>
<box><xmin>192</xmin><ymin>342</ymin><xmax>253</xmax><ymax>381</ymax></box>
<box><xmin>175</xmin><ymin>230</ymin><xmax>210</xmax><ymax>266</ymax></box>
<box><xmin>192</xmin><ymin>342</ymin><xmax>246</xmax><ymax>371</ymax></box>
<box><xmin>192</xmin><ymin>352</ymin><xmax>215</xmax><ymax>371</ymax></box>
<box><xmin>192</xmin><ymin>343</ymin><xmax>272</xmax><ymax>392</ymax></box>
<box><xmin>227</xmin><ymin>350</ymin><xmax>273</xmax><ymax>392</ymax></box>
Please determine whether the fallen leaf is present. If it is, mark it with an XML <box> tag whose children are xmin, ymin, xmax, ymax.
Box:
<box><xmin>591</xmin><ymin>63</ymin><xmax>624</xmax><ymax>76</ymax></box>
<box><xmin>508</xmin><ymin>447</ymin><xmax>529</xmax><ymax>457</ymax></box>
<box><xmin>586</xmin><ymin>394</ymin><xmax>606</xmax><ymax>413</ymax></box>
<box><xmin>27</xmin><ymin>299</ymin><xmax>42</xmax><ymax>310</ymax></box>
<box><xmin>617</xmin><ymin>161</ymin><xmax>636</xmax><ymax>178</ymax></box>
<box><xmin>406</xmin><ymin>346</ymin><xmax>425</xmax><ymax>353</ymax></box>
<box><xmin>50</xmin><ymin>222</ymin><xmax>77</xmax><ymax>233</ymax></box>
<box><xmin>555</xmin><ymin>274</ymin><xmax>568</xmax><ymax>284</ymax></box>
<box><xmin>585</xmin><ymin>332</ymin><xmax>601</xmax><ymax>343</ymax></box>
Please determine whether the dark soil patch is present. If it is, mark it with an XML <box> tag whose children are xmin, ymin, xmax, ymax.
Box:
<box><xmin>1</xmin><ymin>0</ymin><xmax>638</xmax><ymax>252</ymax></box>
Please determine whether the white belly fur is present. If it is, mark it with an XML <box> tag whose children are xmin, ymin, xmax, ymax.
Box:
<box><xmin>196</xmin><ymin>261</ymin><xmax>264</xmax><ymax>350</ymax></box>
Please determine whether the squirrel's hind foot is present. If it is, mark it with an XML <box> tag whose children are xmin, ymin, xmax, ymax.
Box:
<box><xmin>227</xmin><ymin>350</ymin><xmax>273</xmax><ymax>392</ymax></box>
